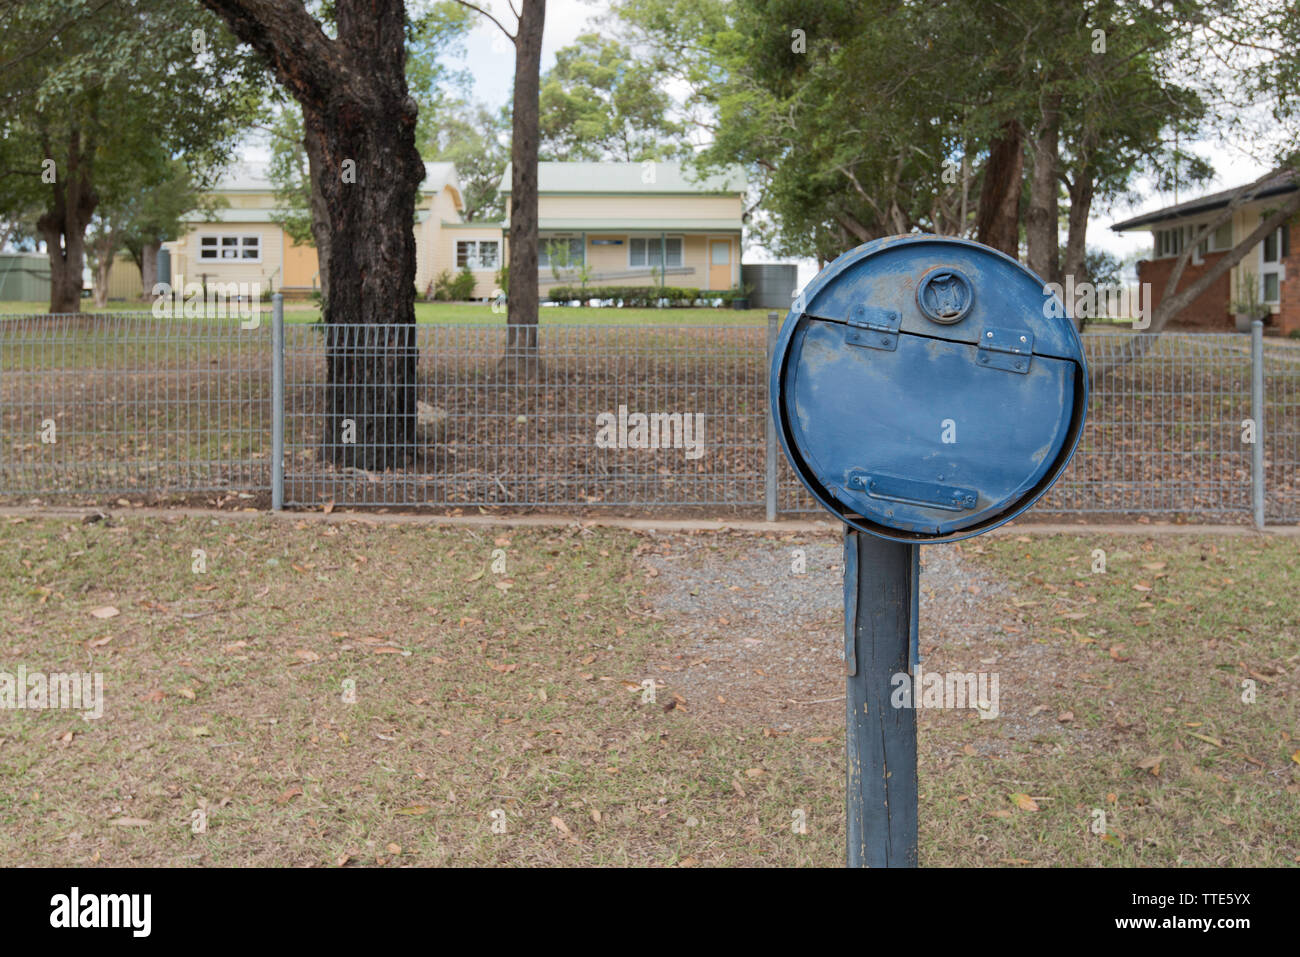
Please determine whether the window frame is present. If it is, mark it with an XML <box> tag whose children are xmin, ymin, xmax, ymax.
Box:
<box><xmin>196</xmin><ymin>233</ymin><xmax>262</xmax><ymax>264</ymax></box>
<box><xmin>538</xmin><ymin>236</ymin><xmax>585</xmax><ymax>269</ymax></box>
<box><xmin>456</xmin><ymin>239</ymin><xmax>500</xmax><ymax>270</ymax></box>
<box><xmin>629</xmin><ymin>236</ymin><xmax>684</xmax><ymax>269</ymax></box>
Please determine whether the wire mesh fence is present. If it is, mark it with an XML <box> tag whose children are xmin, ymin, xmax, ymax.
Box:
<box><xmin>1</xmin><ymin>307</ymin><xmax>1296</xmax><ymax>525</ymax></box>
<box><xmin>0</xmin><ymin>312</ymin><xmax>272</xmax><ymax>501</ymax></box>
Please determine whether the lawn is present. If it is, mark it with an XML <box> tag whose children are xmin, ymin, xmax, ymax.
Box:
<box><xmin>0</xmin><ymin>300</ymin><xmax>778</xmax><ymax>326</ymax></box>
<box><xmin>0</xmin><ymin>515</ymin><xmax>1294</xmax><ymax>867</ymax></box>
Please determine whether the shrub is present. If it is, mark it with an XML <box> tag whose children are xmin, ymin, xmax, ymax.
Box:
<box><xmin>432</xmin><ymin>269</ymin><xmax>457</xmax><ymax>301</ymax></box>
<box><xmin>544</xmin><ymin>285</ymin><xmax>743</xmax><ymax>307</ymax></box>
<box><xmin>450</xmin><ymin>266</ymin><xmax>477</xmax><ymax>301</ymax></box>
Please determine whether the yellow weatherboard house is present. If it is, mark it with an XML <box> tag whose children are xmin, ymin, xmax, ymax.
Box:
<box><xmin>165</xmin><ymin>161</ymin><xmax>504</xmax><ymax>299</ymax></box>
<box><xmin>502</xmin><ymin>161</ymin><xmax>747</xmax><ymax>295</ymax></box>
<box><xmin>164</xmin><ymin>159</ymin><xmax>746</xmax><ymax>300</ymax></box>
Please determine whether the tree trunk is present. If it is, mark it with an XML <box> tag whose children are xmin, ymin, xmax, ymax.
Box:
<box><xmin>92</xmin><ymin>234</ymin><xmax>115</xmax><ymax>308</ymax></box>
<box><xmin>202</xmin><ymin>0</ymin><xmax>425</xmax><ymax>471</ymax></box>
<box><xmin>37</xmin><ymin>127</ymin><xmax>97</xmax><ymax>314</ymax></box>
<box><xmin>303</xmin><ymin>112</ymin><xmax>332</xmax><ymax>304</ymax></box>
<box><xmin>975</xmin><ymin>120</ymin><xmax>1023</xmax><ymax>258</ymax></box>
<box><xmin>1025</xmin><ymin>96</ymin><xmax>1061</xmax><ymax>285</ymax></box>
<box><xmin>1062</xmin><ymin>172</ymin><xmax>1094</xmax><ymax>322</ymax></box>
<box><xmin>502</xmin><ymin>0</ymin><xmax>546</xmax><ymax>379</ymax></box>
<box><xmin>140</xmin><ymin>241</ymin><xmax>160</xmax><ymax>298</ymax></box>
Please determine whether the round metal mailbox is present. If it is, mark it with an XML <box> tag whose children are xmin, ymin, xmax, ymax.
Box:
<box><xmin>771</xmin><ymin>235</ymin><xmax>1087</xmax><ymax>543</ymax></box>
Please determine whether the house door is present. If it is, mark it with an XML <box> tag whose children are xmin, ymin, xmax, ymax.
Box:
<box><xmin>709</xmin><ymin>239</ymin><xmax>732</xmax><ymax>290</ymax></box>
<box><xmin>283</xmin><ymin>240</ymin><xmax>319</xmax><ymax>290</ymax></box>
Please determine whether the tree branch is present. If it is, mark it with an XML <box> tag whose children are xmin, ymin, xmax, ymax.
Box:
<box><xmin>199</xmin><ymin>0</ymin><xmax>349</xmax><ymax>108</ymax></box>
<box><xmin>453</xmin><ymin>1</ymin><xmax>517</xmax><ymax>42</ymax></box>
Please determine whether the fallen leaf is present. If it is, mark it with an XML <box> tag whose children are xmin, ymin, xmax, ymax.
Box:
<box><xmin>90</xmin><ymin>606</ymin><xmax>120</xmax><ymax>619</ymax></box>
<box><xmin>277</xmin><ymin>787</ymin><xmax>303</xmax><ymax>804</ymax></box>
<box><xmin>1011</xmin><ymin>792</ymin><xmax>1040</xmax><ymax>812</ymax></box>
<box><xmin>112</xmin><ymin>817</ymin><xmax>151</xmax><ymax>827</ymax></box>
<box><xmin>1058</xmin><ymin>711</ymin><xmax>1075</xmax><ymax>723</ymax></box>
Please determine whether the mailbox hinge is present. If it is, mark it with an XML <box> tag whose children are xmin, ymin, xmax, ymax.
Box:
<box><xmin>844</xmin><ymin>305</ymin><xmax>901</xmax><ymax>352</ymax></box>
<box><xmin>977</xmin><ymin>327</ymin><xmax>1034</xmax><ymax>374</ymax></box>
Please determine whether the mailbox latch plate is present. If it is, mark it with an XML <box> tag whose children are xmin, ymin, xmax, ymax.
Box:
<box><xmin>847</xmin><ymin>470</ymin><xmax>978</xmax><ymax>512</ymax></box>
<box><xmin>977</xmin><ymin>327</ymin><xmax>1034</xmax><ymax>374</ymax></box>
<box><xmin>844</xmin><ymin>305</ymin><xmax>901</xmax><ymax>352</ymax></box>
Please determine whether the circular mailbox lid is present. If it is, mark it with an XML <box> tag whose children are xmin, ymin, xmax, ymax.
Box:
<box><xmin>771</xmin><ymin>235</ymin><xmax>1088</xmax><ymax>543</ymax></box>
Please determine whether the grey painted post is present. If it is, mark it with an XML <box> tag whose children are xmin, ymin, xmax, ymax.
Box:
<box><xmin>1251</xmin><ymin>318</ymin><xmax>1264</xmax><ymax>529</ymax></box>
<box><xmin>765</xmin><ymin>310</ymin><xmax>779</xmax><ymax>522</ymax></box>
<box><xmin>272</xmin><ymin>292</ymin><xmax>285</xmax><ymax>512</ymax></box>
<box><xmin>844</xmin><ymin>529</ymin><xmax>919</xmax><ymax>867</ymax></box>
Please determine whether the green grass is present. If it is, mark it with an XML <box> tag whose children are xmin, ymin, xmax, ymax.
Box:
<box><xmin>0</xmin><ymin>300</ymin><xmax>777</xmax><ymax>326</ymax></box>
<box><xmin>0</xmin><ymin>518</ymin><xmax>1293</xmax><ymax>867</ymax></box>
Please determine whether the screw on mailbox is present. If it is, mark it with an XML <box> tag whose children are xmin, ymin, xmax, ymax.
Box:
<box><xmin>771</xmin><ymin>235</ymin><xmax>1087</xmax><ymax>867</ymax></box>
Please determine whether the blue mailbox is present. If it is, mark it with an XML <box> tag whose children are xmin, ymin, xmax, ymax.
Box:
<box><xmin>771</xmin><ymin>235</ymin><xmax>1087</xmax><ymax>543</ymax></box>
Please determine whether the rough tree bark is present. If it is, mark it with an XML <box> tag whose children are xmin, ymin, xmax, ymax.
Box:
<box><xmin>139</xmin><ymin>242</ymin><xmax>159</xmax><ymax>298</ymax></box>
<box><xmin>455</xmin><ymin>0</ymin><xmax>546</xmax><ymax>377</ymax></box>
<box><xmin>1062</xmin><ymin>173</ymin><xmax>1094</xmax><ymax>299</ymax></box>
<box><xmin>504</xmin><ymin>0</ymin><xmax>545</xmax><ymax>377</ymax></box>
<box><xmin>1025</xmin><ymin>95</ymin><xmax>1061</xmax><ymax>285</ymax></box>
<box><xmin>202</xmin><ymin>0</ymin><xmax>426</xmax><ymax>471</ymax></box>
<box><xmin>91</xmin><ymin>231</ymin><xmax>115</xmax><ymax>307</ymax></box>
<box><xmin>37</xmin><ymin>126</ymin><xmax>97</xmax><ymax>314</ymax></box>
<box><xmin>975</xmin><ymin>120</ymin><xmax>1024</xmax><ymax>258</ymax></box>
<box><xmin>303</xmin><ymin>111</ymin><xmax>332</xmax><ymax>304</ymax></box>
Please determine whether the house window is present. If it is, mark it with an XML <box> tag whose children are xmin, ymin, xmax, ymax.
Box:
<box><xmin>538</xmin><ymin>237</ymin><xmax>584</xmax><ymax>268</ymax></box>
<box><xmin>456</xmin><ymin>240</ymin><xmax>499</xmax><ymax>270</ymax></box>
<box><xmin>629</xmin><ymin>237</ymin><xmax>683</xmax><ymax>268</ymax></box>
<box><xmin>198</xmin><ymin>234</ymin><xmax>260</xmax><ymax>262</ymax></box>
<box><xmin>1260</xmin><ymin>220</ymin><xmax>1288</xmax><ymax>304</ymax></box>
<box><xmin>1211</xmin><ymin>222</ymin><xmax>1233</xmax><ymax>251</ymax></box>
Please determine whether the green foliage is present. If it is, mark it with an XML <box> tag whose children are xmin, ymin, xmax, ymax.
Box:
<box><xmin>432</xmin><ymin>267</ymin><xmax>478</xmax><ymax>301</ymax></box>
<box><xmin>614</xmin><ymin>0</ymin><xmax>1214</xmax><ymax>262</ymax></box>
<box><xmin>267</xmin><ymin>105</ymin><xmax>315</xmax><ymax>248</ymax></box>
<box><xmin>539</xmin><ymin>33</ymin><xmax>688</xmax><ymax>162</ymax></box>
<box><xmin>424</xmin><ymin>99</ymin><xmax>510</xmax><ymax>221</ymax></box>
<box><xmin>1083</xmin><ymin>248</ymin><xmax>1124</xmax><ymax>288</ymax></box>
<box><xmin>0</xmin><ymin>0</ymin><xmax>264</xmax><ymax>207</ymax></box>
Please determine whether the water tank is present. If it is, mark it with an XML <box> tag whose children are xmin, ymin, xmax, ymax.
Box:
<box><xmin>741</xmin><ymin>263</ymin><xmax>798</xmax><ymax>310</ymax></box>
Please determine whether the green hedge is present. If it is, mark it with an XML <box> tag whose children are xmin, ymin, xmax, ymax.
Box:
<box><xmin>544</xmin><ymin>285</ymin><xmax>744</xmax><ymax>306</ymax></box>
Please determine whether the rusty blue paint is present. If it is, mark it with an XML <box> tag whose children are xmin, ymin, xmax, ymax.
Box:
<box><xmin>772</xmin><ymin>235</ymin><xmax>1088</xmax><ymax>543</ymax></box>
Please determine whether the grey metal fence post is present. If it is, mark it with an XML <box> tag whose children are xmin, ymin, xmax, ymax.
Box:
<box><xmin>765</xmin><ymin>310</ymin><xmax>779</xmax><ymax>522</ymax></box>
<box><xmin>272</xmin><ymin>293</ymin><xmax>285</xmax><ymax>511</ymax></box>
<box><xmin>1251</xmin><ymin>318</ymin><xmax>1264</xmax><ymax>529</ymax></box>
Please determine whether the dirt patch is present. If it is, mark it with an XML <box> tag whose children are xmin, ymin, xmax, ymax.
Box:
<box><xmin>639</xmin><ymin>532</ymin><xmax>1113</xmax><ymax>757</ymax></box>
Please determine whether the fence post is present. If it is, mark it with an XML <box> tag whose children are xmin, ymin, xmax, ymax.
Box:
<box><xmin>272</xmin><ymin>292</ymin><xmax>285</xmax><ymax>512</ymax></box>
<box><xmin>765</xmin><ymin>310</ymin><xmax>779</xmax><ymax>522</ymax></box>
<box><xmin>1251</xmin><ymin>318</ymin><xmax>1264</xmax><ymax>529</ymax></box>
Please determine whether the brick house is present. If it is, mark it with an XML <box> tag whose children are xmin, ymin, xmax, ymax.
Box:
<box><xmin>1111</xmin><ymin>169</ymin><xmax>1298</xmax><ymax>335</ymax></box>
